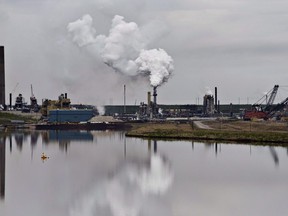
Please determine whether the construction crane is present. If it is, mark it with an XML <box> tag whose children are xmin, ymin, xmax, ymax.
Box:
<box><xmin>243</xmin><ymin>85</ymin><xmax>281</xmax><ymax>120</ymax></box>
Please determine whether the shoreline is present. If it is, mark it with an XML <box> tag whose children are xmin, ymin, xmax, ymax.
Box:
<box><xmin>2</xmin><ymin>111</ymin><xmax>288</xmax><ymax>145</ymax></box>
<box><xmin>125</xmin><ymin>121</ymin><xmax>288</xmax><ymax>145</ymax></box>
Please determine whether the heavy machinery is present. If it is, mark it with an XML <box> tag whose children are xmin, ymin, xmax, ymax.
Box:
<box><xmin>41</xmin><ymin>93</ymin><xmax>71</xmax><ymax>117</ymax></box>
<box><xmin>243</xmin><ymin>85</ymin><xmax>288</xmax><ymax>120</ymax></box>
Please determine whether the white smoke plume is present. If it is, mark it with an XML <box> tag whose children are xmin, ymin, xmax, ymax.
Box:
<box><xmin>96</xmin><ymin>105</ymin><xmax>105</xmax><ymax>116</ymax></box>
<box><xmin>67</xmin><ymin>14</ymin><xmax>174</xmax><ymax>87</ymax></box>
<box><xmin>205</xmin><ymin>87</ymin><xmax>213</xmax><ymax>96</ymax></box>
<box><xmin>136</xmin><ymin>49</ymin><xmax>174</xmax><ymax>87</ymax></box>
<box><xmin>67</xmin><ymin>14</ymin><xmax>97</xmax><ymax>47</ymax></box>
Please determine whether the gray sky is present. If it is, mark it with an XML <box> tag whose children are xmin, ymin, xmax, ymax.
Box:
<box><xmin>1</xmin><ymin>0</ymin><xmax>288</xmax><ymax>106</ymax></box>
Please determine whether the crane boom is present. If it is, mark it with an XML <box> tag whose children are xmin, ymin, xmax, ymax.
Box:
<box><xmin>266</xmin><ymin>96</ymin><xmax>288</xmax><ymax>119</ymax></box>
<box><xmin>243</xmin><ymin>84</ymin><xmax>282</xmax><ymax>120</ymax></box>
<box><xmin>266</xmin><ymin>85</ymin><xmax>279</xmax><ymax>107</ymax></box>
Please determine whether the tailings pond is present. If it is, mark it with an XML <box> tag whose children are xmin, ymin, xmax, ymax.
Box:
<box><xmin>0</xmin><ymin>130</ymin><xmax>288</xmax><ymax>216</ymax></box>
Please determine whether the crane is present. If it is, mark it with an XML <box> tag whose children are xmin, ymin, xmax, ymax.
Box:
<box><xmin>266</xmin><ymin>96</ymin><xmax>288</xmax><ymax>119</ymax></box>
<box><xmin>243</xmin><ymin>85</ymin><xmax>282</xmax><ymax>120</ymax></box>
<box><xmin>266</xmin><ymin>85</ymin><xmax>279</xmax><ymax>107</ymax></box>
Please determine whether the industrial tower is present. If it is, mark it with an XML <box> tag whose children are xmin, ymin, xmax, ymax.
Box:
<box><xmin>0</xmin><ymin>46</ymin><xmax>5</xmax><ymax>106</ymax></box>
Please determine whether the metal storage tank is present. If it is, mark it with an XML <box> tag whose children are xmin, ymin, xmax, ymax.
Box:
<box><xmin>48</xmin><ymin>110</ymin><xmax>94</xmax><ymax>123</ymax></box>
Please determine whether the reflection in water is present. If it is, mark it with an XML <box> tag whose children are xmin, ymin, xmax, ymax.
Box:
<box><xmin>70</xmin><ymin>140</ymin><xmax>173</xmax><ymax>216</ymax></box>
<box><xmin>269</xmin><ymin>147</ymin><xmax>279</xmax><ymax>166</ymax></box>
<box><xmin>0</xmin><ymin>137</ymin><xmax>5</xmax><ymax>199</ymax></box>
<box><xmin>14</xmin><ymin>133</ymin><xmax>24</xmax><ymax>151</ymax></box>
<box><xmin>48</xmin><ymin>130</ymin><xmax>93</xmax><ymax>142</ymax></box>
<box><xmin>147</xmin><ymin>140</ymin><xmax>158</xmax><ymax>154</ymax></box>
<box><xmin>9</xmin><ymin>130</ymin><xmax>94</xmax><ymax>154</ymax></box>
<box><xmin>0</xmin><ymin>130</ymin><xmax>286</xmax><ymax>211</ymax></box>
<box><xmin>9</xmin><ymin>136</ymin><xmax>12</xmax><ymax>153</ymax></box>
<box><xmin>154</xmin><ymin>140</ymin><xmax>157</xmax><ymax>153</ymax></box>
<box><xmin>46</xmin><ymin>130</ymin><xmax>93</xmax><ymax>152</ymax></box>
<box><xmin>30</xmin><ymin>131</ymin><xmax>39</xmax><ymax>146</ymax></box>
<box><xmin>30</xmin><ymin>132</ymin><xmax>39</xmax><ymax>159</ymax></box>
<box><xmin>0</xmin><ymin>130</ymin><xmax>95</xmax><ymax>200</ymax></box>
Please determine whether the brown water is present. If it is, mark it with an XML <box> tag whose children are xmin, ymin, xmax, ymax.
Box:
<box><xmin>0</xmin><ymin>130</ymin><xmax>288</xmax><ymax>216</ymax></box>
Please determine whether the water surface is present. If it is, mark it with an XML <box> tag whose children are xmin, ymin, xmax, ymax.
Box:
<box><xmin>0</xmin><ymin>130</ymin><xmax>288</xmax><ymax>216</ymax></box>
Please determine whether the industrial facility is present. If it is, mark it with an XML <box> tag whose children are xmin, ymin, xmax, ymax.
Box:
<box><xmin>1</xmin><ymin>45</ymin><xmax>288</xmax><ymax>123</ymax></box>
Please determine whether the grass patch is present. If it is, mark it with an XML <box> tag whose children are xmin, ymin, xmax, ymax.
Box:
<box><xmin>0</xmin><ymin>111</ymin><xmax>37</xmax><ymax>125</ymax></box>
<box><xmin>126</xmin><ymin>122</ymin><xmax>288</xmax><ymax>144</ymax></box>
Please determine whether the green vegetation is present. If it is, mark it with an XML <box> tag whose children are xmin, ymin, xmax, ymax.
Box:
<box><xmin>126</xmin><ymin>121</ymin><xmax>288</xmax><ymax>144</ymax></box>
<box><xmin>0</xmin><ymin>111</ymin><xmax>38</xmax><ymax>125</ymax></box>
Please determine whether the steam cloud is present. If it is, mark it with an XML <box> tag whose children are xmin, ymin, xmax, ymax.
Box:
<box><xmin>70</xmin><ymin>154</ymin><xmax>173</xmax><ymax>216</ymax></box>
<box><xmin>205</xmin><ymin>87</ymin><xmax>213</xmax><ymax>96</ymax></box>
<box><xmin>67</xmin><ymin>14</ymin><xmax>174</xmax><ymax>87</ymax></box>
<box><xmin>136</xmin><ymin>49</ymin><xmax>174</xmax><ymax>87</ymax></box>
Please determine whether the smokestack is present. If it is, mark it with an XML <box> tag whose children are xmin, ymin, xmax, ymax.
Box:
<box><xmin>147</xmin><ymin>91</ymin><xmax>151</xmax><ymax>116</ymax></box>
<box><xmin>64</xmin><ymin>93</ymin><xmax>67</xmax><ymax>99</ymax></box>
<box><xmin>153</xmin><ymin>86</ymin><xmax>157</xmax><ymax>106</ymax></box>
<box><xmin>153</xmin><ymin>86</ymin><xmax>157</xmax><ymax>115</ymax></box>
<box><xmin>215</xmin><ymin>87</ymin><xmax>217</xmax><ymax>113</ymax></box>
<box><xmin>147</xmin><ymin>91</ymin><xmax>151</xmax><ymax>107</ymax></box>
<box><xmin>9</xmin><ymin>93</ymin><xmax>12</xmax><ymax>110</ymax></box>
<box><xmin>0</xmin><ymin>46</ymin><xmax>5</xmax><ymax>106</ymax></box>
<box><xmin>124</xmin><ymin>85</ymin><xmax>126</xmax><ymax>114</ymax></box>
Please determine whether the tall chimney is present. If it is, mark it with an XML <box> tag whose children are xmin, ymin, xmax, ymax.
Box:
<box><xmin>124</xmin><ymin>85</ymin><xmax>126</xmax><ymax>114</ymax></box>
<box><xmin>0</xmin><ymin>46</ymin><xmax>5</xmax><ymax>106</ymax></box>
<box><xmin>153</xmin><ymin>86</ymin><xmax>157</xmax><ymax>106</ymax></box>
<box><xmin>215</xmin><ymin>87</ymin><xmax>217</xmax><ymax>113</ymax></box>
<box><xmin>147</xmin><ymin>91</ymin><xmax>151</xmax><ymax>116</ymax></box>
<box><xmin>9</xmin><ymin>93</ymin><xmax>12</xmax><ymax>109</ymax></box>
<box><xmin>147</xmin><ymin>91</ymin><xmax>151</xmax><ymax>107</ymax></box>
<box><xmin>153</xmin><ymin>86</ymin><xmax>157</xmax><ymax>115</ymax></box>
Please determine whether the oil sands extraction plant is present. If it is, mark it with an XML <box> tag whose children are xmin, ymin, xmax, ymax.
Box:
<box><xmin>1</xmin><ymin>45</ymin><xmax>288</xmax><ymax>125</ymax></box>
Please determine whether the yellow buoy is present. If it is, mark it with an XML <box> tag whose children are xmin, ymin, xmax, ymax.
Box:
<box><xmin>41</xmin><ymin>153</ymin><xmax>49</xmax><ymax>161</ymax></box>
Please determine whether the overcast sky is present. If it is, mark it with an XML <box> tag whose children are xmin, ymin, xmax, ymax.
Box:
<box><xmin>1</xmin><ymin>0</ymin><xmax>288</xmax><ymax>106</ymax></box>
